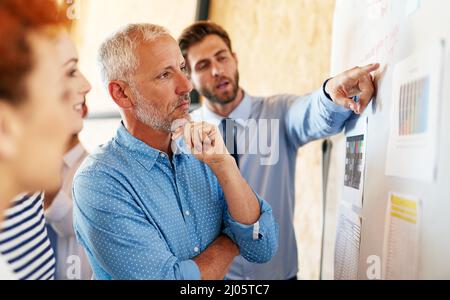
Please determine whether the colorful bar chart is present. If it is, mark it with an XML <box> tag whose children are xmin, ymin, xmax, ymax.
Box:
<box><xmin>398</xmin><ymin>77</ymin><xmax>430</xmax><ymax>136</ymax></box>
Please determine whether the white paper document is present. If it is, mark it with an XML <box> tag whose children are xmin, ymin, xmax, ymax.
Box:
<box><xmin>342</xmin><ymin>116</ymin><xmax>368</xmax><ymax>208</ymax></box>
<box><xmin>383</xmin><ymin>193</ymin><xmax>421</xmax><ymax>280</ymax></box>
<box><xmin>334</xmin><ymin>205</ymin><xmax>362</xmax><ymax>280</ymax></box>
<box><xmin>385</xmin><ymin>41</ymin><xmax>444</xmax><ymax>182</ymax></box>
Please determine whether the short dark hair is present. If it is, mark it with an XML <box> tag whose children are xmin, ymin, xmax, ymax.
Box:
<box><xmin>0</xmin><ymin>0</ymin><xmax>68</xmax><ymax>105</ymax></box>
<box><xmin>178</xmin><ymin>20</ymin><xmax>232</xmax><ymax>71</ymax></box>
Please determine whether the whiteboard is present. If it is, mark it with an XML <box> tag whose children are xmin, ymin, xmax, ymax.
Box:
<box><xmin>330</xmin><ymin>0</ymin><xmax>450</xmax><ymax>279</ymax></box>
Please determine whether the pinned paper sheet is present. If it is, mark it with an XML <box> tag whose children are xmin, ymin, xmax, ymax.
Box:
<box><xmin>335</xmin><ymin>204</ymin><xmax>362</xmax><ymax>280</ymax></box>
<box><xmin>385</xmin><ymin>40</ymin><xmax>444</xmax><ymax>182</ymax></box>
<box><xmin>342</xmin><ymin>115</ymin><xmax>368</xmax><ymax>208</ymax></box>
<box><xmin>383</xmin><ymin>193</ymin><xmax>421</xmax><ymax>280</ymax></box>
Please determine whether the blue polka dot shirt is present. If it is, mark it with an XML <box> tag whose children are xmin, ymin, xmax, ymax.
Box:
<box><xmin>73</xmin><ymin>124</ymin><xmax>278</xmax><ymax>279</ymax></box>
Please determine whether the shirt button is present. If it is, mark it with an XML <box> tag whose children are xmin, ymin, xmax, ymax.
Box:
<box><xmin>185</xmin><ymin>210</ymin><xmax>190</xmax><ymax>216</ymax></box>
<box><xmin>194</xmin><ymin>246</ymin><xmax>199</xmax><ymax>253</ymax></box>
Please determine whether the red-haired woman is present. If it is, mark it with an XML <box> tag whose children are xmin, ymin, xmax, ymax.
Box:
<box><xmin>0</xmin><ymin>0</ymin><xmax>72</xmax><ymax>279</ymax></box>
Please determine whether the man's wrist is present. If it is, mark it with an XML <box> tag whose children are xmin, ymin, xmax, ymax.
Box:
<box><xmin>207</xmin><ymin>155</ymin><xmax>237</xmax><ymax>174</ymax></box>
<box><xmin>323</xmin><ymin>78</ymin><xmax>334</xmax><ymax>101</ymax></box>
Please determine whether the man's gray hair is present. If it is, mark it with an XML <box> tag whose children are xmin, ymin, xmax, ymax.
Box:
<box><xmin>98</xmin><ymin>23</ymin><xmax>171</xmax><ymax>87</ymax></box>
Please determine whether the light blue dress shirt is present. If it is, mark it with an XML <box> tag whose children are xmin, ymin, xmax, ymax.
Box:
<box><xmin>191</xmin><ymin>87</ymin><xmax>353</xmax><ymax>279</ymax></box>
<box><xmin>72</xmin><ymin>124</ymin><xmax>278</xmax><ymax>280</ymax></box>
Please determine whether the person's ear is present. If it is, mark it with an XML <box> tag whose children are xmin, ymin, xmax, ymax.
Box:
<box><xmin>0</xmin><ymin>102</ymin><xmax>20</xmax><ymax>160</ymax></box>
<box><xmin>108</xmin><ymin>80</ymin><xmax>134</xmax><ymax>109</ymax></box>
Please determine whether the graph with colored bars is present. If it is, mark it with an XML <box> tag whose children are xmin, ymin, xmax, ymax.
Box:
<box><xmin>384</xmin><ymin>194</ymin><xmax>419</xmax><ymax>280</ymax></box>
<box><xmin>344</xmin><ymin>135</ymin><xmax>364</xmax><ymax>190</ymax></box>
<box><xmin>390</xmin><ymin>194</ymin><xmax>417</xmax><ymax>225</ymax></box>
<box><xmin>399</xmin><ymin>77</ymin><xmax>430</xmax><ymax>136</ymax></box>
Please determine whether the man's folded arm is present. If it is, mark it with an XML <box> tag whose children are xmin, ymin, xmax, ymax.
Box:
<box><xmin>192</xmin><ymin>235</ymin><xmax>239</xmax><ymax>280</ymax></box>
<box><xmin>221</xmin><ymin>189</ymin><xmax>279</xmax><ymax>264</ymax></box>
<box><xmin>73</xmin><ymin>173</ymin><xmax>202</xmax><ymax>280</ymax></box>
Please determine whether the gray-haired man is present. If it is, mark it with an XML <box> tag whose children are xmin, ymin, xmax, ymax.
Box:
<box><xmin>72</xmin><ymin>24</ymin><xmax>279</xmax><ymax>280</ymax></box>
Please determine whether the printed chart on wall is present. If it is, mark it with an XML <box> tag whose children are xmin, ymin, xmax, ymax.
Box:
<box><xmin>383</xmin><ymin>193</ymin><xmax>421</xmax><ymax>279</ymax></box>
<box><xmin>335</xmin><ymin>114</ymin><xmax>368</xmax><ymax>279</ymax></box>
<box><xmin>334</xmin><ymin>204</ymin><xmax>362</xmax><ymax>280</ymax></box>
<box><xmin>385</xmin><ymin>40</ymin><xmax>445</xmax><ymax>182</ymax></box>
<box><xmin>343</xmin><ymin>115</ymin><xmax>369</xmax><ymax>208</ymax></box>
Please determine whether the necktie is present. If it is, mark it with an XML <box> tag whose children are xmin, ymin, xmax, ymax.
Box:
<box><xmin>220</xmin><ymin>118</ymin><xmax>239</xmax><ymax>167</ymax></box>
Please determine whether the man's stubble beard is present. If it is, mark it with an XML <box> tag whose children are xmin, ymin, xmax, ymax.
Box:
<box><xmin>200</xmin><ymin>70</ymin><xmax>240</xmax><ymax>105</ymax></box>
<box><xmin>133</xmin><ymin>88</ymin><xmax>191</xmax><ymax>133</ymax></box>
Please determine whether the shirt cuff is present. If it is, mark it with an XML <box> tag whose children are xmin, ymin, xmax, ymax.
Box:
<box><xmin>178</xmin><ymin>260</ymin><xmax>201</xmax><ymax>280</ymax></box>
<box><xmin>224</xmin><ymin>196</ymin><xmax>272</xmax><ymax>241</ymax></box>
<box><xmin>319</xmin><ymin>83</ymin><xmax>353</xmax><ymax>114</ymax></box>
<box><xmin>44</xmin><ymin>190</ymin><xmax>73</xmax><ymax>222</ymax></box>
<box><xmin>225</xmin><ymin>214</ymin><xmax>262</xmax><ymax>241</ymax></box>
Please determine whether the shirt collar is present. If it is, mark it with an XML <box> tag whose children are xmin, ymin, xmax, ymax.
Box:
<box><xmin>198</xmin><ymin>91</ymin><xmax>252</xmax><ymax>128</ymax></box>
<box><xmin>63</xmin><ymin>143</ymin><xmax>86</xmax><ymax>168</ymax></box>
<box><xmin>115</xmin><ymin>123</ymin><xmax>191</xmax><ymax>170</ymax></box>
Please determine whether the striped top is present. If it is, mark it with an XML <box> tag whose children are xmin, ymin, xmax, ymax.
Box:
<box><xmin>0</xmin><ymin>255</ymin><xmax>15</xmax><ymax>280</ymax></box>
<box><xmin>0</xmin><ymin>193</ymin><xmax>56</xmax><ymax>280</ymax></box>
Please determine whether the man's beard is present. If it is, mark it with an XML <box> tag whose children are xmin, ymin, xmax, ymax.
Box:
<box><xmin>133</xmin><ymin>88</ymin><xmax>190</xmax><ymax>133</ymax></box>
<box><xmin>200</xmin><ymin>71</ymin><xmax>239</xmax><ymax>105</ymax></box>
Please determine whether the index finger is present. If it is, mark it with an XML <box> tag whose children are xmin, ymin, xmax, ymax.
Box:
<box><xmin>349</xmin><ymin>63</ymin><xmax>380</xmax><ymax>79</ymax></box>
